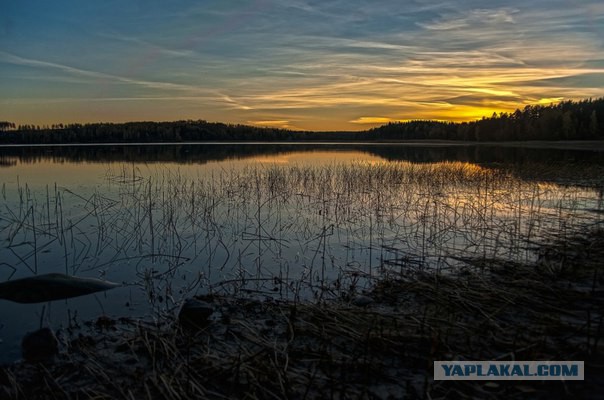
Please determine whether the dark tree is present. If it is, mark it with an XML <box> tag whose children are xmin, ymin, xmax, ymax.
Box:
<box><xmin>2</xmin><ymin>98</ymin><xmax>603</xmax><ymax>144</ymax></box>
<box><xmin>0</xmin><ymin>121</ymin><xmax>16</xmax><ymax>131</ymax></box>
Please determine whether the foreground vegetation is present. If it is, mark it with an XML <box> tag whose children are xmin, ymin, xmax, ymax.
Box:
<box><xmin>3</xmin><ymin>160</ymin><xmax>600</xmax><ymax>303</ymax></box>
<box><xmin>1</xmin><ymin>158</ymin><xmax>603</xmax><ymax>398</ymax></box>
<box><xmin>1</xmin><ymin>226</ymin><xmax>602</xmax><ymax>399</ymax></box>
<box><xmin>1</xmin><ymin>98</ymin><xmax>603</xmax><ymax>143</ymax></box>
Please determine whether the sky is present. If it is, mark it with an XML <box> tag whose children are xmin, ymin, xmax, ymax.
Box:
<box><xmin>1</xmin><ymin>0</ymin><xmax>603</xmax><ymax>131</ymax></box>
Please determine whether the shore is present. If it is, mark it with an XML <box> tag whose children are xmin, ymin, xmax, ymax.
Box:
<box><xmin>1</xmin><ymin>227</ymin><xmax>603</xmax><ymax>399</ymax></box>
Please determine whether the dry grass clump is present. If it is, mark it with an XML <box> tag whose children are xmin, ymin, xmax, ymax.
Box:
<box><xmin>0</xmin><ymin>295</ymin><xmax>432</xmax><ymax>399</ymax></box>
<box><xmin>1</xmin><ymin>160</ymin><xmax>602</xmax><ymax>399</ymax></box>
<box><xmin>2</xmin><ymin>227</ymin><xmax>602</xmax><ymax>399</ymax></box>
<box><xmin>375</xmin><ymin>226</ymin><xmax>604</xmax><ymax>399</ymax></box>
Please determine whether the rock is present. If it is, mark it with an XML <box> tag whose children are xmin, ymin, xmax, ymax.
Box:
<box><xmin>351</xmin><ymin>295</ymin><xmax>374</xmax><ymax>307</ymax></box>
<box><xmin>21</xmin><ymin>328</ymin><xmax>58</xmax><ymax>362</ymax></box>
<box><xmin>178</xmin><ymin>298</ymin><xmax>214</xmax><ymax>329</ymax></box>
<box><xmin>0</xmin><ymin>273</ymin><xmax>120</xmax><ymax>304</ymax></box>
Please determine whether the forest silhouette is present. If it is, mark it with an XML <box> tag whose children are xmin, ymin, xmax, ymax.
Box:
<box><xmin>1</xmin><ymin>98</ymin><xmax>602</xmax><ymax>144</ymax></box>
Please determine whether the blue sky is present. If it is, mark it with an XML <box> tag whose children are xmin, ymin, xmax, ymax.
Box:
<box><xmin>1</xmin><ymin>0</ymin><xmax>603</xmax><ymax>130</ymax></box>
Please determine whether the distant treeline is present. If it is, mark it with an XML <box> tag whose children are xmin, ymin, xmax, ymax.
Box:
<box><xmin>1</xmin><ymin>97</ymin><xmax>602</xmax><ymax>144</ymax></box>
<box><xmin>365</xmin><ymin>98</ymin><xmax>604</xmax><ymax>141</ymax></box>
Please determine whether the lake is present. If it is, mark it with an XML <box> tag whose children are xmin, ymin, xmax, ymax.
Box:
<box><xmin>1</xmin><ymin>142</ymin><xmax>603</xmax><ymax>362</ymax></box>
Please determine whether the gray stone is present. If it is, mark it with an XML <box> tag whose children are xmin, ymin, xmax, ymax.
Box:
<box><xmin>0</xmin><ymin>273</ymin><xmax>120</xmax><ymax>304</ymax></box>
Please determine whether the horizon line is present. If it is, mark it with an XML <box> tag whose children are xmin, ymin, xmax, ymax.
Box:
<box><xmin>6</xmin><ymin>96</ymin><xmax>602</xmax><ymax>133</ymax></box>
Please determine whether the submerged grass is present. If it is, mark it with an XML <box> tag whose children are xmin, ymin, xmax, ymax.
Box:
<box><xmin>1</xmin><ymin>160</ymin><xmax>603</xmax><ymax>398</ymax></box>
<box><xmin>2</xmin><ymin>160</ymin><xmax>600</xmax><ymax>299</ymax></box>
<box><xmin>2</xmin><ymin>227</ymin><xmax>603</xmax><ymax>399</ymax></box>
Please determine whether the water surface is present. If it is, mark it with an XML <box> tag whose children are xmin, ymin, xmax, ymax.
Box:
<box><xmin>1</xmin><ymin>143</ymin><xmax>603</xmax><ymax>362</ymax></box>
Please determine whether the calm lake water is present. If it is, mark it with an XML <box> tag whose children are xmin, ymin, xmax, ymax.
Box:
<box><xmin>1</xmin><ymin>143</ymin><xmax>603</xmax><ymax>362</ymax></box>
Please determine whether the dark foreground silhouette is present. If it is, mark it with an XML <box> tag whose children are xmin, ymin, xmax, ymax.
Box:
<box><xmin>1</xmin><ymin>97</ymin><xmax>602</xmax><ymax>144</ymax></box>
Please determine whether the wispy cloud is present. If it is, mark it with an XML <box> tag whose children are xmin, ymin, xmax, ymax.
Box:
<box><xmin>97</xmin><ymin>32</ymin><xmax>198</xmax><ymax>59</ymax></box>
<box><xmin>350</xmin><ymin>117</ymin><xmax>395</xmax><ymax>124</ymax></box>
<box><xmin>1</xmin><ymin>1</ymin><xmax>603</xmax><ymax>129</ymax></box>
<box><xmin>0</xmin><ymin>51</ymin><xmax>224</xmax><ymax>96</ymax></box>
<box><xmin>418</xmin><ymin>8</ymin><xmax>518</xmax><ymax>30</ymax></box>
<box><xmin>248</xmin><ymin>119</ymin><xmax>290</xmax><ymax>127</ymax></box>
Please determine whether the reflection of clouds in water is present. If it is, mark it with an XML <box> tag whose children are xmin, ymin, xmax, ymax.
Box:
<box><xmin>250</xmin><ymin>155</ymin><xmax>290</xmax><ymax>164</ymax></box>
<box><xmin>245</xmin><ymin>151</ymin><xmax>386</xmax><ymax>166</ymax></box>
<box><xmin>1</xmin><ymin>148</ymin><xmax>603</xmax><ymax>361</ymax></box>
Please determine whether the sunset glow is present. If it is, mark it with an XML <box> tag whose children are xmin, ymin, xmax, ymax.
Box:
<box><xmin>1</xmin><ymin>1</ymin><xmax>603</xmax><ymax>130</ymax></box>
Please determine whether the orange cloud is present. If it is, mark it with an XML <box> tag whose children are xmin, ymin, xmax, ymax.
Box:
<box><xmin>349</xmin><ymin>117</ymin><xmax>394</xmax><ymax>124</ymax></box>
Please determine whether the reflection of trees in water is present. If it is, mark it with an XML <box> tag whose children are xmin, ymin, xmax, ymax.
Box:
<box><xmin>1</xmin><ymin>143</ymin><xmax>603</xmax><ymax>164</ymax></box>
<box><xmin>0</xmin><ymin>157</ymin><xmax>17</xmax><ymax>167</ymax></box>
<box><xmin>1</xmin><ymin>144</ymin><xmax>604</xmax><ymax>183</ymax></box>
<box><xmin>1</xmin><ymin>144</ymin><xmax>358</xmax><ymax>165</ymax></box>
<box><xmin>369</xmin><ymin>145</ymin><xmax>604</xmax><ymax>165</ymax></box>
